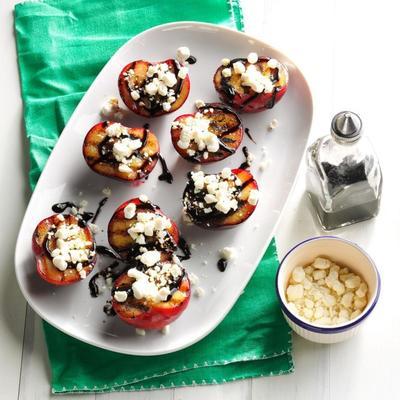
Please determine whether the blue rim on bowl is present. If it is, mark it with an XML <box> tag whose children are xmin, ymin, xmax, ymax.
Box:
<box><xmin>275</xmin><ymin>236</ymin><xmax>381</xmax><ymax>334</ymax></box>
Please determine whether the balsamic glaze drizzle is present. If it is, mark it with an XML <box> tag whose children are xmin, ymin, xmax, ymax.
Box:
<box><xmin>96</xmin><ymin>245</ymin><xmax>121</xmax><ymax>260</ymax></box>
<box><xmin>177</xmin><ymin>237</ymin><xmax>191</xmax><ymax>261</ymax></box>
<box><xmin>158</xmin><ymin>154</ymin><xmax>173</xmax><ymax>184</ymax></box>
<box><xmin>51</xmin><ymin>201</ymin><xmax>93</xmax><ymax>227</ymax></box>
<box><xmin>244</xmin><ymin>128</ymin><xmax>256</xmax><ymax>144</ymax></box>
<box><xmin>186</xmin><ymin>55</ymin><xmax>197</xmax><ymax>64</ymax></box>
<box><xmin>92</xmin><ymin>197</ymin><xmax>108</xmax><ymax>224</ymax></box>
<box><xmin>239</xmin><ymin>146</ymin><xmax>251</xmax><ymax>170</ymax></box>
<box><xmin>103</xmin><ymin>302</ymin><xmax>116</xmax><ymax>316</ymax></box>
<box><xmin>217</xmin><ymin>258</ymin><xmax>228</xmax><ymax>272</ymax></box>
<box><xmin>88</xmin><ymin>261</ymin><xmax>121</xmax><ymax>298</ymax></box>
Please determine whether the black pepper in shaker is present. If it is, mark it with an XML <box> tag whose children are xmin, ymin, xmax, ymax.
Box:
<box><xmin>306</xmin><ymin>111</ymin><xmax>382</xmax><ymax>230</ymax></box>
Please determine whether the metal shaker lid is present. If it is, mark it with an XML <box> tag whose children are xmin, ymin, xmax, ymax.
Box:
<box><xmin>331</xmin><ymin>111</ymin><xmax>362</xmax><ymax>142</ymax></box>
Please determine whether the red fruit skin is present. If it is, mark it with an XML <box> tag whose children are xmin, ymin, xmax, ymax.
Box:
<box><xmin>32</xmin><ymin>214</ymin><xmax>95</xmax><ymax>286</ymax></box>
<box><xmin>118</xmin><ymin>59</ymin><xmax>190</xmax><ymax>118</ymax></box>
<box><xmin>112</xmin><ymin>273</ymin><xmax>191</xmax><ymax>330</ymax></box>
<box><xmin>213</xmin><ymin>57</ymin><xmax>289</xmax><ymax>113</ymax></box>
<box><xmin>107</xmin><ymin>198</ymin><xmax>180</xmax><ymax>257</ymax></box>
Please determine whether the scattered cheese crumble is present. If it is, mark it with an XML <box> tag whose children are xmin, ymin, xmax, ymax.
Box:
<box><xmin>100</xmin><ymin>96</ymin><xmax>124</xmax><ymax>120</ymax></box>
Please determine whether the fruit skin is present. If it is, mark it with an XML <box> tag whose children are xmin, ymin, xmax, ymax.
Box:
<box><xmin>82</xmin><ymin>121</ymin><xmax>159</xmax><ymax>182</ymax></box>
<box><xmin>108</xmin><ymin>198</ymin><xmax>180</xmax><ymax>259</ymax></box>
<box><xmin>170</xmin><ymin>103</ymin><xmax>243</xmax><ymax>164</ymax></box>
<box><xmin>112</xmin><ymin>270</ymin><xmax>191</xmax><ymax>330</ymax></box>
<box><xmin>213</xmin><ymin>57</ymin><xmax>289</xmax><ymax>113</ymax></box>
<box><xmin>183</xmin><ymin>168</ymin><xmax>258</xmax><ymax>229</ymax></box>
<box><xmin>118</xmin><ymin>59</ymin><xmax>190</xmax><ymax>118</ymax></box>
<box><xmin>32</xmin><ymin>214</ymin><xmax>95</xmax><ymax>286</ymax></box>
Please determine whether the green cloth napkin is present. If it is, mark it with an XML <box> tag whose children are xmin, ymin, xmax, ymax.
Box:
<box><xmin>14</xmin><ymin>0</ymin><xmax>293</xmax><ymax>394</ymax></box>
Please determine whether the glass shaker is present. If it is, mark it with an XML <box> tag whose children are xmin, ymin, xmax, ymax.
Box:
<box><xmin>306</xmin><ymin>111</ymin><xmax>382</xmax><ymax>230</ymax></box>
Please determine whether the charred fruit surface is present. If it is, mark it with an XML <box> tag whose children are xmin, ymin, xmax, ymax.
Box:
<box><xmin>213</xmin><ymin>56</ymin><xmax>288</xmax><ymax>113</ymax></box>
<box><xmin>182</xmin><ymin>168</ymin><xmax>259</xmax><ymax>229</ymax></box>
<box><xmin>108</xmin><ymin>198</ymin><xmax>179</xmax><ymax>259</ymax></box>
<box><xmin>32</xmin><ymin>214</ymin><xmax>96</xmax><ymax>285</ymax></box>
<box><xmin>82</xmin><ymin>121</ymin><xmax>159</xmax><ymax>182</ymax></box>
<box><xmin>118</xmin><ymin>59</ymin><xmax>190</xmax><ymax>117</ymax></box>
<box><xmin>171</xmin><ymin>103</ymin><xmax>243</xmax><ymax>163</ymax></box>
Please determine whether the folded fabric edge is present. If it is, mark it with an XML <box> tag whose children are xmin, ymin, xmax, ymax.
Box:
<box><xmin>51</xmin><ymin>352</ymin><xmax>294</xmax><ymax>394</ymax></box>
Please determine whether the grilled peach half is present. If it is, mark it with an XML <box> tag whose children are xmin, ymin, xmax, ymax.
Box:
<box><xmin>118</xmin><ymin>59</ymin><xmax>190</xmax><ymax>117</ymax></box>
<box><xmin>213</xmin><ymin>57</ymin><xmax>288</xmax><ymax>113</ymax></box>
<box><xmin>108</xmin><ymin>198</ymin><xmax>179</xmax><ymax>259</ymax></box>
<box><xmin>171</xmin><ymin>103</ymin><xmax>243</xmax><ymax>163</ymax></box>
<box><xmin>183</xmin><ymin>168</ymin><xmax>259</xmax><ymax>229</ymax></box>
<box><xmin>32</xmin><ymin>214</ymin><xmax>95</xmax><ymax>285</ymax></box>
<box><xmin>112</xmin><ymin>267</ymin><xmax>190</xmax><ymax>330</ymax></box>
<box><xmin>82</xmin><ymin>121</ymin><xmax>159</xmax><ymax>182</ymax></box>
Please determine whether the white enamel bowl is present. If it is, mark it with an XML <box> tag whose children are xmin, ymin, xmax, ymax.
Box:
<box><xmin>276</xmin><ymin>236</ymin><xmax>380</xmax><ymax>344</ymax></box>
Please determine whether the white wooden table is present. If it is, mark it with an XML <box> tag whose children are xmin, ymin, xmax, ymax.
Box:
<box><xmin>1</xmin><ymin>0</ymin><xmax>399</xmax><ymax>398</ymax></box>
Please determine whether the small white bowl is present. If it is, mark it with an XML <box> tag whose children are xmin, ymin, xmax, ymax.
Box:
<box><xmin>276</xmin><ymin>236</ymin><xmax>380</xmax><ymax>344</ymax></box>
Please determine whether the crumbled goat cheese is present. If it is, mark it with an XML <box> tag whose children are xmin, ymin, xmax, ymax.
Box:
<box><xmin>221</xmin><ymin>58</ymin><xmax>231</xmax><ymax>66</ymax></box>
<box><xmin>102</xmin><ymin>187</ymin><xmax>112</xmax><ymax>197</ymax></box>
<box><xmin>247</xmin><ymin>52</ymin><xmax>258</xmax><ymax>64</ymax></box>
<box><xmin>127</xmin><ymin>259</ymin><xmax>183</xmax><ymax>303</ymax></box>
<box><xmin>100</xmin><ymin>96</ymin><xmax>124</xmax><ymax>120</ymax></box>
<box><xmin>176</xmin><ymin>46</ymin><xmax>191</xmax><ymax>64</ymax></box>
<box><xmin>233</xmin><ymin>61</ymin><xmax>245</xmax><ymax>74</ymax></box>
<box><xmin>268</xmin><ymin>118</ymin><xmax>279</xmax><ymax>131</ymax></box>
<box><xmin>135</xmin><ymin>328</ymin><xmax>146</xmax><ymax>336</ymax></box>
<box><xmin>219</xmin><ymin>247</ymin><xmax>238</xmax><ymax>261</ymax></box>
<box><xmin>113</xmin><ymin>291</ymin><xmax>128</xmax><ymax>303</ymax></box>
<box><xmin>137</xmin><ymin>250</ymin><xmax>161</xmax><ymax>267</ymax></box>
<box><xmin>174</xmin><ymin>112</ymin><xmax>220</xmax><ymax>154</ymax></box>
<box><xmin>48</xmin><ymin>223</ymin><xmax>92</xmax><ymax>275</ymax></box>
<box><xmin>124</xmin><ymin>203</ymin><xmax>137</xmax><ymax>219</ymax></box>
<box><xmin>195</xmin><ymin>99</ymin><xmax>205</xmax><ymax>109</ymax></box>
<box><xmin>222</xmin><ymin>68</ymin><xmax>232</xmax><ymax>78</ymax></box>
<box><xmin>194</xmin><ymin>287</ymin><xmax>205</xmax><ymax>298</ymax></box>
<box><xmin>139</xmin><ymin>194</ymin><xmax>149</xmax><ymax>203</ymax></box>
<box><xmin>161</xmin><ymin>325</ymin><xmax>170</xmax><ymax>335</ymax></box>
<box><xmin>248</xmin><ymin>189</ymin><xmax>259</xmax><ymax>206</ymax></box>
<box><xmin>285</xmin><ymin>256</ymin><xmax>369</xmax><ymax>326</ymax></box>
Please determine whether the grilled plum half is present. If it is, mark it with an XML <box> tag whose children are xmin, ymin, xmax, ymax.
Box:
<box><xmin>213</xmin><ymin>56</ymin><xmax>288</xmax><ymax>113</ymax></box>
<box><xmin>171</xmin><ymin>103</ymin><xmax>243</xmax><ymax>163</ymax></box>
<box><xmin>83</xmin><ymin>121</ymin><xmax>159</xmax><ymax>182</ymax></box>
<box><xmin>183</xmin><ymin>168</ymin><xmax>259</xmax><ymax>229</ymax></box>
<box><xmin>118</xmin><ymin>59</ymin><xmax>190</xmax><ymax>117</ymax></box>
<box><xmin>32</xmin><ymin>214</ymin><xmax>96</xmax><ymax>285</ymax></box>
<box><xmin>108</xmin><ymin>197</ymin><xmax>179</xmax><ymax>260</ymax></box>
<box><xmin>112</xmin><ymin>255</ymin><xmax>191</xmax><ymax>330</ymax></box>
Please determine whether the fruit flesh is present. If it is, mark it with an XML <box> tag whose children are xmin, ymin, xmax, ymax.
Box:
<box><xmin>32</xmin><ymin>214</ymin><xmax>95</xmax><ymax>285</ymax></box>
<box><xmin>118</xmin><ymin>59</ymin><xmax>190</xmax><ymax>117</ymax></box>
<box><xmin>171</xmin><ymin>103</ymin><xmax>243</xmax><ymax>163</ymax></box>
<box><xmin>82</xmin><ymin>121</ymin><xmax>159</xmax><ymax>182</ymax></box>
<box><xmin>213</xmin><ymin>57</ymin><xmax>288</xmax><ymax>113</ymax></box>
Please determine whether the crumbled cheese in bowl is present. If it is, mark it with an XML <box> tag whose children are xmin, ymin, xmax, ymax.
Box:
<box><xmin>285</xmin><ymin>257</ymin><xmax>369</xmax><ymax>325</ymax></box>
